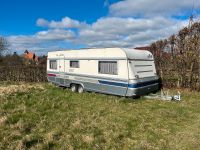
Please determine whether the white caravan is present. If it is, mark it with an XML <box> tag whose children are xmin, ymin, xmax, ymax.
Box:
<box><xmin>47</xmin><ymin>48</ymin><xmax>161</xmax><ymax>97</ymax></box>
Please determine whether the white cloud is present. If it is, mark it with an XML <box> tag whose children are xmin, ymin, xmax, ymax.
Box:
<box><xmin>36</xmin><ymin>18</ymin><xmax>49</xmax><ymax>27</ymax></box>
<box><xmin>7</xmin><ymin>29</ymin><xmax>76</xmax><ymax>54</ymax></box>
<box><xmin>7</xmin><ymin>0</ymin><xmax>194</xmax><ymax>54</ymax></box>
<box><xmin>76</xmin><ymin>17</ymin><xmax>188</xmax><ymax>48</ymax></box>
<box><xmin>7</xmin><ymin>16</ymin><xmax>188</xmax><ymax>54</ymax></box>
<box><xmin>36</xmin><ymin>17</ymin><xmax>84</xmax><ymax>29</ymax></box>
<box><xmin>36</xmin><ymin>29</ymin><xmax>75</xmax><ymax>40</ymax></box>
<box><xmin>89</xmin><ymin>17</ymin><xmax>174</xmax><ymax>34</ymax></box>
<box><xmin>109</xmin><ymin>0</ymin><xmax>198</xmax><ymax>17</ymax></box>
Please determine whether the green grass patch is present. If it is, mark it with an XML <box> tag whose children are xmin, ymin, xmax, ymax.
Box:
<box><xmin>0</xmin><ymin>83</ymin><xmax>200</xmax><ymax>149</ymax></box>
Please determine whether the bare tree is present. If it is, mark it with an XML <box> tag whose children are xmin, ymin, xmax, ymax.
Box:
<box><xmin>0</xmin><ymin>37</ymin><xmax>8</xmax><ymax>56</ymax></box>
<box><xmin>150</xmin><ymin>22</ymin><xmax>200</xmax><ymax>91</ymax></box>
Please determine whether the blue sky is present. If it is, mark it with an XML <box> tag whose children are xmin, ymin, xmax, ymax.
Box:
<box><xmin>0</xmin><ymin>0</ymin><xmax>113</xmax><ymax>35</ymax></box>
<box><xmin>1</xmin><ymin>0</ymin><xmax>200</xmax><ymax>55</ymax></box>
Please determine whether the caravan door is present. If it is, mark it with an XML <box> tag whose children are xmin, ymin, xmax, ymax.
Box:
<box><xmin>58</xmin><ymin>54</ymin><xmax>65</xmax><ymax>85</ymax></box>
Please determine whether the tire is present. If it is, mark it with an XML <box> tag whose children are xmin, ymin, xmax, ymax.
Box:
<box><xmin>71</xmin><ymin>84</ymin><xmax>77</xmax><ymax>92</ymax></box>
<box><xmin>132</xmin><ymin>95</ymin><xmax>140</xmax><ymax>99</ymax></box>
<box><xmin>152</xmin><ymin>90</ymin><xmax>158</xmax><ymax>94</ymax></box>
<box><xmin>77</xmin><ymin>85</ymin><xmax>84</xmax><ymax>93</ymax></box>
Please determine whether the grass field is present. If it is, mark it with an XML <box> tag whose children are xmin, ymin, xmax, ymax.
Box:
<box><xmin>0</xmin><ymin>82</ymin><xmax>200</xmax><ymax>150</ymax></box>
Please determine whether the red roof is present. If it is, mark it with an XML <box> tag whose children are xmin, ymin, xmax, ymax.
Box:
<box><xmin>134</xmin><ymin>46</ymin><xmax>151</xmax><ymax>50</ymax></box>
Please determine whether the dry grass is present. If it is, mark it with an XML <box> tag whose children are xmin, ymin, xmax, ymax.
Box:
<box><xmin>0</xmin><ymin>82</ymin><xmax>44</xmax><ymax>96</ymax></box>
<box><xmin>0</xmin><ymin>82</ymin><xmax>200</xmax><ymax>149</ymax></box>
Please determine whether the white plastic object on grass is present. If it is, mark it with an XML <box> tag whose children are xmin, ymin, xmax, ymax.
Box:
<box><xmin>144</xmin><ymin>90</ymin><xmax>181</xmax><ymax>101</ymax></box>
<box><xmin>172</xmin><ymin>91</ymin><xmax>181</xmax><ymax>101</ymax></box>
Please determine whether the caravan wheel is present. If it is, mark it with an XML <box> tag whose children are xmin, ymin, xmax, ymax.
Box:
<box><xmin>71</xmin><ymin>84</ymin><xmax>77</xmax><ymax>92</ymax></box>
<box><xmin>78</xmin><ymin>85</ymin><xmax>84</xmax><ymax>93</ymax></box>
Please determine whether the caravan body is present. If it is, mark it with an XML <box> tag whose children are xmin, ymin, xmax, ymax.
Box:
<box><xmin>47</xmin><ymin>48</ymin><xmax>160</xmax><ymax>97</ymax></box>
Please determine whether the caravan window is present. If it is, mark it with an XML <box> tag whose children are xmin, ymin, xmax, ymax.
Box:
<box><xmin>98</xmin><ymin>61</ymin><xmax>118</xmax><ymax>75</ymax></box>
<box><xmin>70</xmin><ymin>60</ymin><xmax>79</xmax><ymax>68</ymax></box>
<box><xmin>49</xmin><ymin>60</ymin><xmax>57</xmax><ymax>70</ymax></box>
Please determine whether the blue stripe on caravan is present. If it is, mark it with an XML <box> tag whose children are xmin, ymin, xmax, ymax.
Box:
<box><xmin>99</xmin><ymin>80</ymin><xmax>158</xmax><ymax>88</ymax></box>
<box><xmin>98</xmin><ymin>80</ymin><xmax>128</xmax><ymax>87</ymax></box>
<box><xmin>128</xmin><ymin>80</ymin><xmax>158</xmax><ymax>88</ymax></box>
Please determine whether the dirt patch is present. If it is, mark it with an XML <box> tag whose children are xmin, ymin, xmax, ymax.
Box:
<box><xmin>0</xmin><ymin>116</ymin><xmax>8</xmax><ymax>126</ymax></box>
<box><xmin>0</xmin><ymin>83</ymin><xmax>44</xmax><ymax>96</ymax></box>
<box><xmin>82</xmin><ymin>135</ymin><xmax>94</xmax><ymax>144</ymax></box>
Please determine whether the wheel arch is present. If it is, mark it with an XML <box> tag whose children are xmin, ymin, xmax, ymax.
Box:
<box><xmin>70</xmin><ymin>82</ymin><xmax>84</xmax><ymax>89</ymax></box>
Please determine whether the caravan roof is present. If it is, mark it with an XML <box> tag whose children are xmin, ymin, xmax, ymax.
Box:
<box><xmin>47</xmin><ymin>48</ymin><xmax>153</xmax><ymax>60</ymax></box>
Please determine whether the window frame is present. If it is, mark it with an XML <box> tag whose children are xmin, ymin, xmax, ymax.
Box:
<box><xmin>70</xmin><ymin>60</ymin><xmax>80</xmax><ymax>68</ymax></box>
<box><xmin>49</xmin><ymin>60</ymin><xmax>57</xmax><ymax>70</ymax></box>
<box><xmin>98</xmin><ymin>61</ymin><xmax>118</xmax><ymax>75</ymax></box>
